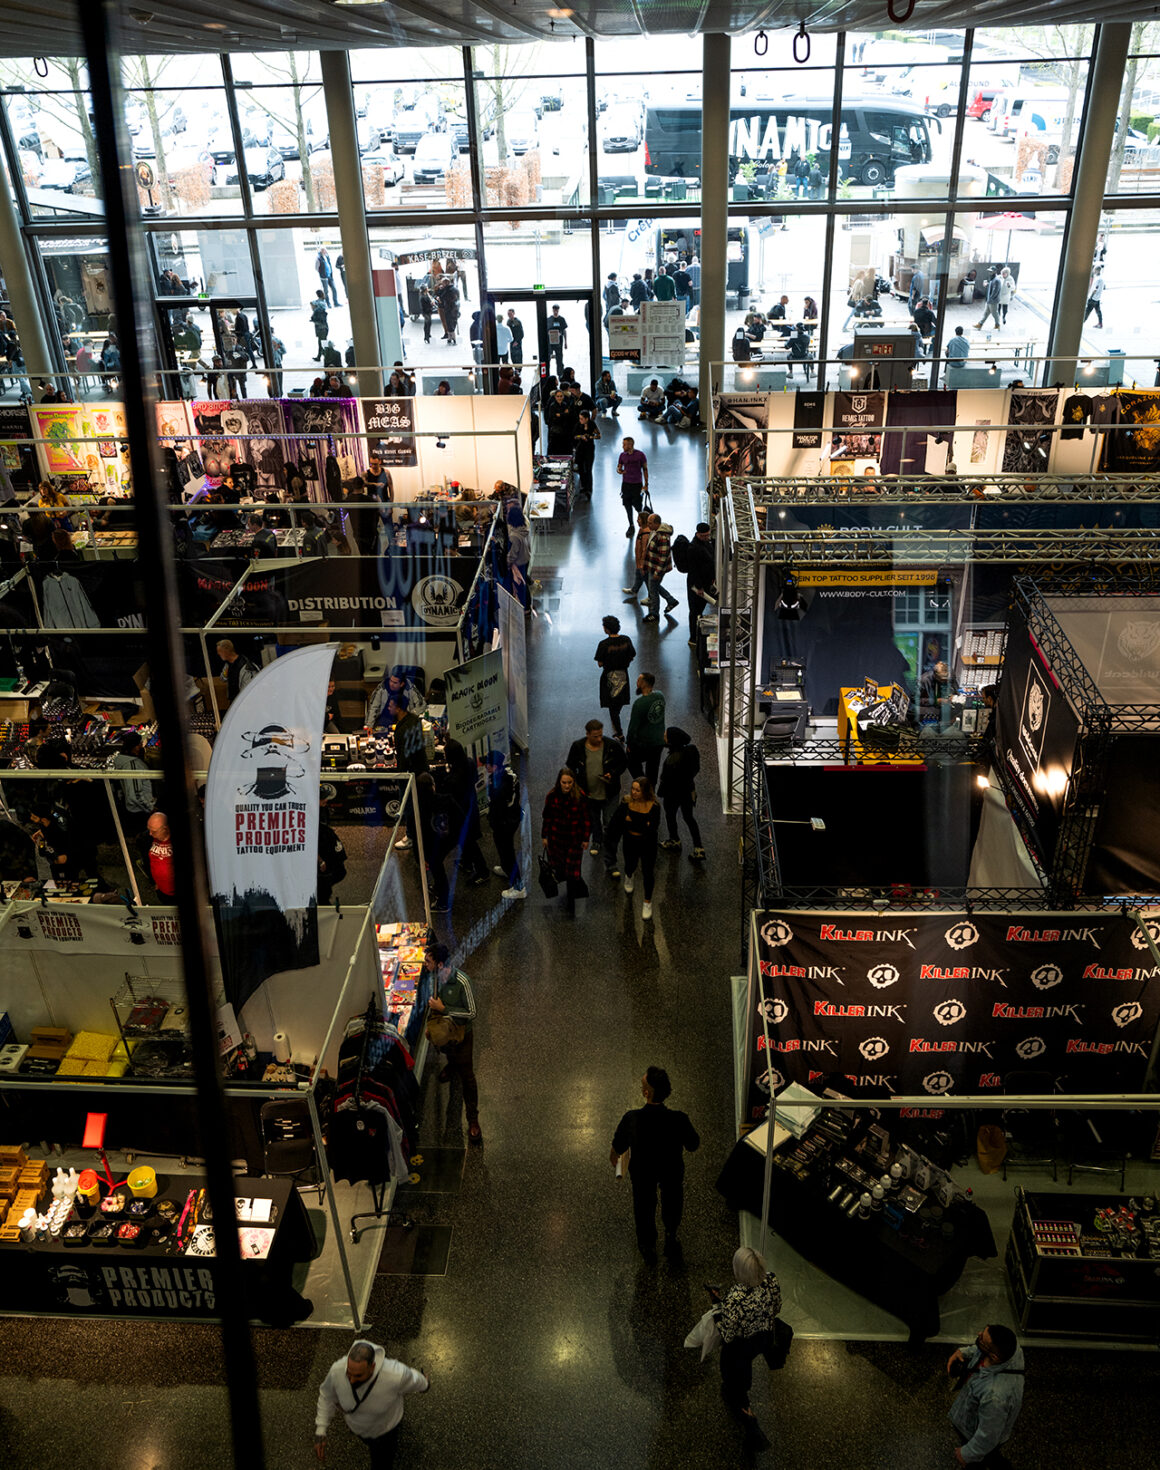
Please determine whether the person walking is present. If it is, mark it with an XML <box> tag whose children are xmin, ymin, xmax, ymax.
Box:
<box><xmin>506</xmin><ymin>308</ymin><xmax>524</xmax><ymax>365</ymax></box>
<box><xmin>684</xmin><ymin>520</ymin><xmax>716</xmax><ymax>648</ymax></box>
<box><xmin>609</xmin><ymin>1065</ymin><xmax>699</xmax><ymax>1262</ymax></box>
<box><xmin>642</xmin><ymin>514</ymin><xmax>679</xmax><ymax>622</ymax></box>
<box><xmin>566</xmin><ymin>718</ymin><xmax>627</xmax><ymax>862</ymax></box>
<box><xmin>315</xmin><ymin>245</ymin><xmax>341</xmax><ymax>308</ymax></box>
<box><xmin>485</xmin><ymin>748</ymin><xmax>525</xmax><ymax>899</ymax></box>
<box><xmin>541</xmin><ymin>768</ymin><xmax>591</xmax><ymax>907</ymax></box>
<box><xmin>946</xmin><ymin>1324</ymin><xmax>1026</xmax><ymax>1468</ymax></box>
<box><xmin>617</xmin><ymin>436</ymin><xmax>649</xmax><ymax>537</ymax></box>
<box><xmin>710</xmin><ymin>1248</ymin><xmax>782</xmax><ymax>1422</ymax></box>
<box><xmin>416</xmin><ymin>772</ymin><xmax>453</xmax><ymax>914</ymax></box>
<box><xmin>657</xmin><ymin>727</ymin><xmax>704</xmax><ymax>861</ymax></box>
<box><xmin>505</xmin><ymin>503</ymin><xmax>531</xmax><ymax>610</ymax></box>
<box><xmin>618</xmin><ymin>776</ymin><xmax>661</xmax><ymax>919</ymax></box>
<box><xmin>419</xmin><ymin>285</ymin><xmax>435</xmax><ymax>344</ymax></box>
<box><xmin>546</xmin><ymin>304</ymin><xmax>568</xmax><ymax>375</ymax></box>
<box><xmin>594</xmin><ymin>614</ymin><xmax>636</xmax><ymax>739</ymax></box>
<box><xmin>313</xmin><ymin>1339</ymin><xmax>428</xmax><ymax>1467</ymax></box>
<box><xmin>1084</xmin><ymin>267</ymin><xmax>1105</xmax><ymax>328</ymax></box>
<box><xmin>626</xmin><ymin>671</ymin><xmax>666</xmax><ymax>787</ymax></box>
<box><xmin>573</xmin><ymin>409</ymin><xmax>600</xmax><ymax>498</ymax></box>
<box><xmin>310</xmin><ymin>291</ymin><xmax>330</xmax><ymax>362</ymax></box>
<box><xmin>974</xmin><ymin>272</ymin><xmax>1002</xmax><ymax>332</ymax></box>
<box><xmin>623</xmin><ymin>509</ymin><xmax>653</xmax><ymax>605</ymax></box>
<box><xmin>425</xmin><ymin>941</ymin><xmax>482</xmax><ymax>1144</ymax></box>
<box><xmin>997</xmin><ymin>267</ymin><xmax>1016</xmax><ymax>326</ymax></box>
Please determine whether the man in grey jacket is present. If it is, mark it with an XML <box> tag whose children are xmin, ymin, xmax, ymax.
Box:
<box><xmin>315</xmin><ymin>1339</ymin><xmax>429</xmax><ymax>1467</ymax></box>
<box><xmin>946</xmin><ymin>1323</ymin><xmax>1025</xmax><ymax>1467</ymax></box>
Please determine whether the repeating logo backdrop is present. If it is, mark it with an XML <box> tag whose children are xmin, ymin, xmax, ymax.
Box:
<box><xmin>748</xmin><ymin>910</ymin><xmax>1160</xmax><ymax>1117</ymax></box>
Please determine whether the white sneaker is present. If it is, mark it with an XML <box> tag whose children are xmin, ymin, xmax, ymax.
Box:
<box><xmin>624</xmin><ymin>875</ymin><xmax>634</xmax><ymax>894</ymax></box>
<box><xmin>589</xmin><ymin>843</ymin><xmax>600</xmax><ymax>855</ymax></box>
<box><xmin>642</xmin><ymin>900</ymin><xmax>653</xmax><ymax>920</ymax></box>
<box><xmin>501</xmin><ymin>887</ymin><xmax>527</xmax><ymax>900</ymax></box>
<box><xmin>492</xmin><ymin>865</ymin><xmax>507</xmax><ymax>876</ymax></box>
<box><xmin>394</xmin><ymin>836</ymin><xmax>412</xmax><ymax>850</ymax></box>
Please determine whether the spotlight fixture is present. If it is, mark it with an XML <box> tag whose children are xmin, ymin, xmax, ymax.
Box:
<box><xmin>435</xmin><ymin>437</ymin><xmax>447</xmax><ymax>449</ymax></box>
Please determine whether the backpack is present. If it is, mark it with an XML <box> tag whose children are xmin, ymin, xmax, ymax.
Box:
<box><xmin>671</xmin><ymin>533</ymin><xmax>692</xmax><ymax>573</ymax></box>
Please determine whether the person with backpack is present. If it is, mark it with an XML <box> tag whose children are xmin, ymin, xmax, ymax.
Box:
<box><xmin>642</xmin><ymin>514</ymin><xmax>678</xmax><ymax>622</ymax></box>
<box><xmin>310</xmin><ymin>291</ymin><xmax>329</xmax><ymax>361</ymax></box>
<box><xmin>658</xmin><ymin>726</ymin><xmax>703</xmax><ymax>861</ymax></box>
<box><xmin>680</xmin><ymin>521</ymin><xmax>717</xmax><ymax>648</ymax></box>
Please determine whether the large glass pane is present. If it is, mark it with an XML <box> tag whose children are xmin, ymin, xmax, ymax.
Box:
<box><xmin>350</xmin><ymin>44</ymin><xmax>471</xmax><ymax>83</ymax></box>
<box><xmin>0</xmin><ymin>60</ymin><xmax>103</xmax><ymax>216</ymax></box>
<box><xmin>1105</xmin><ymin>24</ymin><xmax>1160</xmax><ymax>196</ymax></box>
<box><xmin>721</xmin><ymin>213</ymin><xmax>826</xmax><ymax>391</ymax></box>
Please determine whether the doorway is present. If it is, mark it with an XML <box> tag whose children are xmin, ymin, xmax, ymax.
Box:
<box><xmin>157</xmin><ymin>297</ymin><xmax>268</xmax><ymax>400</ymax></box>
<box><xmin>486</xmin><ymin>289</ymin><xmax>597</xmax><ymax>392</ymax></box>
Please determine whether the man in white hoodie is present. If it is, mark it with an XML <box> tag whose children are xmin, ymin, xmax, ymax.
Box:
<box><xmin>314</xmin><ymin>1339</ymin><xmax>429</xmax><ymax>1467</ymax></box>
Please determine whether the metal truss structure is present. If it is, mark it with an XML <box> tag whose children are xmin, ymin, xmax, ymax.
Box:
<box><xmin>719</xmin><ymin>475</ymin><xmax>1160</xmax><ymax>813</ymax></box>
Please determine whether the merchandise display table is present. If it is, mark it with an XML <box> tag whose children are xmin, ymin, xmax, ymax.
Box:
<box><xmin>716</xmin><ymin>1120</ymin><xmax>996</xmax><ymax>1341</ymax></box>
<box><xmin>0</xmin><ymin>1171</ymin><xmax>316</xmax><ymax>1325</ymax></box>
<box><xmin>838</xmin><ymin>684</ymin><xmax>921</xmax><ymax>766</ymax></box>
<box><xmin>1006</xmin><ymin>1187</ymin><xmax>1160</xmax><ymax>1339</ymax></box>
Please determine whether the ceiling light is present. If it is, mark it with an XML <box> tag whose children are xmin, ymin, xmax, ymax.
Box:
<box><xmin>547</xmin><ymin>8</ymin><xmax>575</xmax><ymax>15</ymax></box>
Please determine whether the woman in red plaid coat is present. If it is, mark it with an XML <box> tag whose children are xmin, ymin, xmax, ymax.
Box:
<box><xmin>541</xmin><ymin>768</ymin><xmax>591</xmax><ymax>898</ymax></box>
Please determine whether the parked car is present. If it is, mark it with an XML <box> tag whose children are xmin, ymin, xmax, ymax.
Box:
<box><xmin>601</xmin><ymin>104</ymin><xmax>642</xmax><ymax>152</ymax></box>
<box><xmin>225</xmin><ymin>145</ymin><xmax>286</xmax><ymax>190</ymax></box>
<box><xmin>505</xmin><ymin>111</ymin><xmax>538</xmax><ymax>155</ymax></box>
<box><xmin>39</xmin><ymin>152</ymin><xmax>92</xmax><ymax>193</ymax></box>
<box><xmin>360</xmin><ymin>145</ymin><xmax>405</xmax><ymax>186</ymax></box>
<box><xmin>410</xmin><ymin>131</ymin><xmax>457</xmax><ymax>185</ymax></box>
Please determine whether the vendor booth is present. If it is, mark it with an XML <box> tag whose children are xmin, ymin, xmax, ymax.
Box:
<box><xmin>717</xmin><ymin>908</ymin><xmax>1160</xmax><ymax>1344</ymax></box>
<box><xmin>0</xmin><ymin>774</ymin><xmax>431</xmax><ymax>1330</ymax></box>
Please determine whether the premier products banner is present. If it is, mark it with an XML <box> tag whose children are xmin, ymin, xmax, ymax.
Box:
<box><xmin>748</xmin><ymin>910</ymin><xmax>1160</xmax><ymax>1119</ymax></box>
<box><xmin>206</xmin><ymin>644</ymin><xmax>336</xmax><ymax>1010</ymax></box>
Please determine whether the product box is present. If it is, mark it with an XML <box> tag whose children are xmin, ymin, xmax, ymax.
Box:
<box><xmin>27</xmin><ymin>1027</ymin><xmax>72</xmax><ymax>1060</ymax></box>
<box><xmin>0</xmin><ymin>1045</ymin><xmax>29</xmax><ymax>1074</ymax></box>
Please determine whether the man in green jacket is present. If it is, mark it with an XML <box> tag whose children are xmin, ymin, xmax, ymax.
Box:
<box><xmin>626</xmin><ymin>671</ymin><xmax>666</xmax><ymax>787</ymax></box>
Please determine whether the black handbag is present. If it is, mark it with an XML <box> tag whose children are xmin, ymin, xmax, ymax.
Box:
<box><xmin>537</xmin><ymin>854</ymin><xmax>559</xmax><ymax>898</ymax></box>
<box><xmin>767</xmin><ymin>1317</ymin><xmax>794</xmax><ymax>1369</ymax></box>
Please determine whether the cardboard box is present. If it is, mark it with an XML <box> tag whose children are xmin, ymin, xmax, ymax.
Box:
<box><xmin>30</xmin><ymin>1027</ymin><xmax>72</xmax><ymax>1049</ymax></box>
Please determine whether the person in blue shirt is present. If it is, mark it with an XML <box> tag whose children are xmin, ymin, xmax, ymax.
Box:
<box><xmin>947</xmin><ymin>1324</ymin><xmax>1025</xmax><ymax>1467</ymax></box>
<box><xmin>946</xmin><ymin>325</ymin><xmax>971</xmax><ymax>362</ymax></box>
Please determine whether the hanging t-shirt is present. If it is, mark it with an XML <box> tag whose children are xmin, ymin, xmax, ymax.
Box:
<box><xmin>1060</xmin><ymin>393</ymin><xmax>1094</xmax><ymax>439</ymax></box>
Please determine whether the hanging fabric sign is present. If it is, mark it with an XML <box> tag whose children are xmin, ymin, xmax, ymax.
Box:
<box><xmin>444</xmin><ymin>648</ymin><xmax>509</xmax><ymax>757</ymax></box>
<box><xmin>362</xmin><ymin>399</ymin><xmax>417</xmax><ymax>466</ymax></box>
<box><xmin>791</xmin><ymin>392</ymin><xmax>825</xmax><ymax>449</ymax></box>
<box><xmin>832</xmin><ymin>392</ymin><xmax>886</xmax><ymax>431</ymax></box>
<box><xmin>205</xmin><ymin>644</ymin><xmax>336</xmax><ymax>1011</ymax></box>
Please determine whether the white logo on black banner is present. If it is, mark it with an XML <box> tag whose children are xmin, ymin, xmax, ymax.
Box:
<box><xmin>238</xmin><ymin>724</ymin><xmax>309</xmax><ymax>799</ymax></box>
<box><xmin>1015</xmin><ymin>1036</ymin><xmax>1046</xmax><ymax>1060</ymax></box>
<box><xmin>923</xmin><ymin>1071</ymin><xmax>954</xmax><ymax>1095</ymax></box>
<box><xmin>1116</xmin><ymin>620</ymin><xmax>1160</xmax><ymax>663</ymax></box>
<box><xmin>867</xmin><ymin>963</ymin><xmax>900</xmax><ymax>990</ymax></box>
<box><xmin>859</xmin><ymin>1036</ymin><xmax>889</xmax><ymax>1061</ymax></box>
<box><xmin>945</xmin><ymin>920</ymin><xmax>979</xmax><ymax>951</ymax></box>
<box><xmin>759</xmin><ymin>997</ymin><xmax>789</xmax><ymax>1026</ymax></box>
<box><xmin>760</xmin><ymin>919</ymin><xmax>793</xmax><ymax>948</ymax></box>
<box><xmin>1028</xmin><ymin>682</ymin><xmax>1044</xmax><ymax>731</ymax></box>
<box><xmin>1130</xmin><ymin>920</ymin><xmax>1160</xmax><ymax>952</ymax></box>
<box><xmin>1031</xmin><ymin>963</ymin><xmax>1064</xmax><ymax>991</ymax></box>
<box><xmin>1112</xmin><ymin>1001</ymin><xmax>1144</xmax><ymax>1028</ymax></box>
<box><xmin>754</xmin><ymin>1066</ymin><xmax>785</xmax><ymax>1095</ymax></box>
<box><xmin>934</xmin><ymin>999</ymin><xmax>967</xmax><ymax>1026</ymax></box>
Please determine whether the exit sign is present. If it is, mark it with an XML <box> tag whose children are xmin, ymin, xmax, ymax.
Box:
<box><xmin>533</xmin><ymin>283</ymin><xmax>545</xmax><ymax>291</ymax></box>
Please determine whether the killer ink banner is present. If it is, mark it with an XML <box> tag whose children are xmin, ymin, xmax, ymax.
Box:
<box><xmin>205</xmin><ymin>644</ymin><xmax>337</xmax><ymax>1010</ymax></box>
<box><xmin>747</xmin><ymin>910</ymin><xmax>1160</xmax><ymax>1120</ymax></box>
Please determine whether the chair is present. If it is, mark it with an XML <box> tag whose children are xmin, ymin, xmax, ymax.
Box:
<box><xmin>260</xmin><ymin>1097</ymin><xmax>325</xmax><ymax>1204</ymax></box>
<box><xmin>1001</xmin><ymin>1070</ymin><xmax>1062</xmax><ymax>1182</ymax></box>
<box><xmin>1064</xmin><ymin>1108</ymin><xmax>1130</xmax><ymax>1191</ymax></box>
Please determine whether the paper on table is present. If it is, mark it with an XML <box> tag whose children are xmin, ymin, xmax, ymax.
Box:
<box><xmin>248</xmin><ymin>1197</ymin><xmax>273</xmax><ymax>1223</ymax></box>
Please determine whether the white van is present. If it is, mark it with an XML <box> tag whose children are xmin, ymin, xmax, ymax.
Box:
<box><xmin>991</xmin><ymin>87</ymin><xmax>1070</xmax><ymax>140</ymax></box>
<box><xmin>891</xmin><ymin>65</ymin><xmax>961</xmax><ymax>118</ymax></box>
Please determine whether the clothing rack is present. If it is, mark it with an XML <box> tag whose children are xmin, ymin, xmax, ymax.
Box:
<box><xmin>345</xmin><ymin>998</ymin><xmax>414</xmax><ymax>1246</ymax></box>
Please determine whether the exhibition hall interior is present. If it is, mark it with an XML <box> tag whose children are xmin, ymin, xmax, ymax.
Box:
<box><xmin>3</xmin><ymin>1</ymin><xmax>1160</xmax><ymax>1466</ymax></box>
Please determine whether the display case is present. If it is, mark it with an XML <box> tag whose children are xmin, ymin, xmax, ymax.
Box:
<box><xmin>1005</xmin><ymin>1186</ymin><xmax>1160</xmax><ymax>1339</ymax></box>
<box><xmin>956</xmin><ymin>623</ymin><xmax>1006</xmax><ymax>692</ymax></box>
<box><xmin>374</xmin><ymin>922</ymin><xmax>433</xmax><ymax>1053</ymax></box>
<box><xmin>110</xmin><ymin>976</ymin><xmax>194</xmax><ymax>1079</ymax></box>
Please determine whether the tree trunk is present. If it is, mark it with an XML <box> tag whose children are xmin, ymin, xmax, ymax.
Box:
<box><xmin>66</xmin><ymin>59</ymin><xmax>101</xmax><ymax>192</ymax></box>
<box><xmin>140</xmin><ymin>59</ymin><xmax>174</xmax><ymax>213</ymax></box>
<box><xmin>1107</xmin><ymin>45</ymin><xmax>1139</xmax><ymax>195</ymax></box>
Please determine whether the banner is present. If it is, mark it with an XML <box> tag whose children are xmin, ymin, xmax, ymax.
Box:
<box><xmin>713</xmin><ymin>393</ymin><xmax>770</xmax><ymax>479</ymax></box>
<box><xmin>362</xmin><ymin>398</ymin><xmax>417</xmax><ymax>466</ymax></box>
<box><xmin>206</xmin><ymin>644</ymin><xmax>336</xmax><ymax>1010</ymax></box>
<box><xmin>255</xmin><ymin>556</ymin><xmax>474</xmax><ymax>630</ymax></box>
<box><xmin>496</xmin><ymin>586</ymin><xmax>529</xmax><ymax>749</ymax></box>
<box><xmin>792</xmin><ymin>392</ymin><xmax>825</xmax><ymax>450</ymax></box>
<box><xmin>748</xmin><ymin>910</ymin><xmax>1160</xmax><ymax>1120</ymax></box>
<box><xmin>283</xmin><ymin>398</ymin><xmax>365</xmax><ymax>499</ymax></box>
<box><xmin>994</xmin><ymin>607</ymin><xmax>1079</xmax><ymax>868</ymax></box>
<box><xmin>5</xmin><ymin>902</ymin><xmax>186</xmax><ymax>954</ymax></box>
<box><xmin>607</xmin><ymin>316</ymin><xmax>642</xmax><ymax>362</ymax></box>
<box><xmin>444</xmin><ymin>648</ymin><xmax>508</xmax><ymax>758</ymax></box>
<box><xmin>1101</xmin><ymin>391</ymin><xmax>1160</xmax><ymax>474</ymax></box>
<box><xmin>832</xmin><ymin>391</ymin><xmax>886</xmax><ymax>431</ymax></box>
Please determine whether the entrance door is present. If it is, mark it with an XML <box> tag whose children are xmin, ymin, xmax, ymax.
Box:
<box><xmin>486</xmin><ymin>289</ymin><xmax>596</xmax><ymax>391</ymax></box>
<box><xmin>157</xmin><ymin>297</ymin><xmax>268</xmax><ymax>400</ymax></box>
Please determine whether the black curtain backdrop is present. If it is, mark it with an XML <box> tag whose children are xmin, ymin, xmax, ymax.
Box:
<box><xmin>749</xmin><ymin>911</ymin><xmax>1160</xmax><ymax>1119</ymax></box>
<box><xmin>1086</xmin><ymin>736</ymin><xmax>1160</xmax><ymax>894</ymax></box>
<box><xmin>763</xmin><ymin>578</ymin><xmax>911</xmax><ymax>715</ymax></box>
<box><xmin>879</xmin><ymin>391</ymin><xmax>957</xmax><ymax>477</ymax></box>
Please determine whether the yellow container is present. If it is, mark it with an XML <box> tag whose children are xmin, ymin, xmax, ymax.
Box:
<box><xmin>127</xmin><ymin>1166</ymin><xmax>157</xmax><ymax>1199</ymax></box>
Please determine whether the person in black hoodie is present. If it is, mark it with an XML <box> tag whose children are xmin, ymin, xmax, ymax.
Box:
<box><xmin>658</xmin><ymin>726</ymin><xmax>704</xmax><ymax>861</ymax></box>
<box><xmin>443</xmin><ymin>738</ymin><xmax>488</xmax><ymax>886</ymax></box>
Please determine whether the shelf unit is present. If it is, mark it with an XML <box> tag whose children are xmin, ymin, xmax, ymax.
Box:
<box><xmin>956</xmin><ymin>622</ymin><xmax>1006</xmax><ymax>692</ymax></box>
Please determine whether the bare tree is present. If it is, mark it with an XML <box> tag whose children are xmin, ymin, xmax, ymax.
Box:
<box><xmin>236</xmin><ymin>52</ymin><xmax>323</xmax><ymax>212</ymax></box>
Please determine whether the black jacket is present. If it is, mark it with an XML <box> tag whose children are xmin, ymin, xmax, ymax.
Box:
<box><xmin>566</xmin><ymin>735</ymin><xmax>627</xmax><ymax>797</ymax></box>
<box><xmin>612</xmin><ymin>1103</ymin><xmax>700</xmax><ymax>1182</ymax></box>
<box><xmin>686</xmin><ymin>535</ymin><xmax>716</xmax><ymax>596</ymax></box>
<box><xmin>658</xmin><ymin>730</ymin><xmax>700</xmax><ymax>800</ymax></box>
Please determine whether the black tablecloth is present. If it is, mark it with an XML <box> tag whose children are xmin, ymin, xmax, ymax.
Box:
<box><xmin>0</xmin><ymin>1173</ymin><xmax>316</xmax><ymax>1325</ymax></box>
<box><xmin>716</xmin><ymin>1136</ymin><xmax>996</xmax><ymax>1341</ymax></box>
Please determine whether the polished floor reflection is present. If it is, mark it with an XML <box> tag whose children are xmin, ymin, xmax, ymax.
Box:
<box><xmin>1</xmin><ymin>418</ymin><xmax>1158</xmax><ymax>1468</ymax></box>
